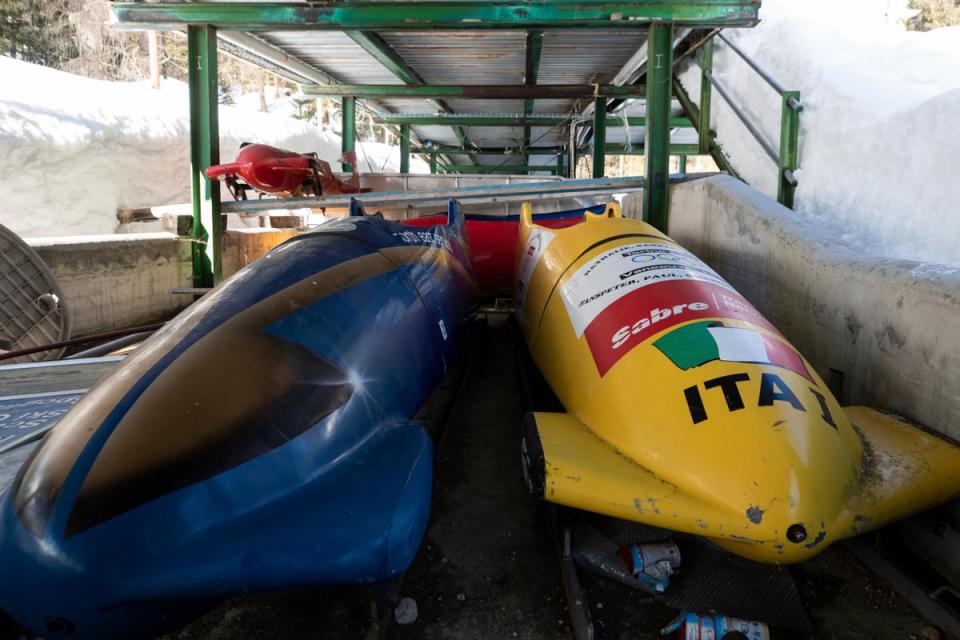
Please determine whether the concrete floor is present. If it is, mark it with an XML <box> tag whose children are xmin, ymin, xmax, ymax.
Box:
<box><xmin>157</xmin><ymin>323</ymin><xmax>939</xmax><ymax>640</ymax></box>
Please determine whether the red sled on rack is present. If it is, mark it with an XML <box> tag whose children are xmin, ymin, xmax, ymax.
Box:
<box><xmin>205</xmin><ymin>143</ymin><xmax>369</xmax><ymax>200</ymax></box>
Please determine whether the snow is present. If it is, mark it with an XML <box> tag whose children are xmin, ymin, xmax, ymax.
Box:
<box><xmin>0</xmin><ymin>57</ymin><xmax>428</xmax><ymax>238</ymax></box>
<box><xmin>677</xmin><ymin>0</ymin><xmax>960</xmax><ymax>266</ymax></box>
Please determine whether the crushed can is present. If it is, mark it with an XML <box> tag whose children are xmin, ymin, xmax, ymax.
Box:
<box><xmin>618</xmin><ymin>541</ymin><xmax>682</xmax><ymax>593</ymax></box>
<box><xmin>661</xmin><ymin>611</ymin><xmax>771</xmax><ymax>640</ymax></box>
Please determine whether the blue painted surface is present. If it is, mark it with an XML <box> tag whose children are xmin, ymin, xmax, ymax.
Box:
<box><xmin>0</xmin><ymin>203</ymin><xmax>475</xmax><ymax>639</ymax></box>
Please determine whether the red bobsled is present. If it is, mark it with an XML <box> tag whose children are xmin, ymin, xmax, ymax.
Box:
<box><xmin>205</xmin><ymin>143</ymin><xmax>369</xmax><ymax>200</ymax></box>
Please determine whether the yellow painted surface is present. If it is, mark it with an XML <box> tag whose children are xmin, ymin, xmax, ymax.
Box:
<box><xmin>517</xmin><ymin>203</ymin><xmax>960</xmax><ymax>563</ymax></box>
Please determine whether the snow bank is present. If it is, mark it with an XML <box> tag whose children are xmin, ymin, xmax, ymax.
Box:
<box><xmin>677</xmin><ymin>0</ymin><xmax>960</xmax><ymax>265</ymax></box>
<box><xmin>0</xmin><ymin>57</ymin><xmax>427</xmax><ymax>238</ymax></box>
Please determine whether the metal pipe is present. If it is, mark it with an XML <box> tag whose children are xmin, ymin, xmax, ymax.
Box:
<box><xmin>703</xmin><ymin>69</ymin><xmax>778</xmax><ymax>163</ymax></box>
<box><xmin>716</xmin><ymin>32</ymin><xmax>789</xmax><ymax>96</ymax></box>
<box><xmin>66</xmin><ymin>330</ymin><xmax>155</xmax><ymax>359</ymax></box>
<box><xmin>0</xmin><ymin>322</ymin><xmax>166</xmax><ymax>363</ymax></box>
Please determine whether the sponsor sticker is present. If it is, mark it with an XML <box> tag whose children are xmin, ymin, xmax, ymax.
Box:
<box><xmin>559</xmin><ymin>241</ymin><xmax>776</xmax><ymax>376</ymax></box>
<box><xmin>561</xmin><ymin>242</ymin><xmax>735</xmax><ymax>337</ymax></box>
<box><xmin>515</xmin><ymin>228</ymin><xmax>556</xmax><ymax>315</ymax></box>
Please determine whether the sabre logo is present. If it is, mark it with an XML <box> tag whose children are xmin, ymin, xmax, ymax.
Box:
<box><xmin>611</xmin><ymin>302</ymin><xmax>710</xmax><ymax>349</ymax></box>
<box><xmin>682</xmin><ymin>372</ymin><xmax>838</xmax><ymax>429</ymax></box>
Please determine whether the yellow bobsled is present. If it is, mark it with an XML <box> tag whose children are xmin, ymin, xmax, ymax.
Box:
<box><xmin>516</xmin><ymin>202</ymin><xmax>960</xmax><ymax>563</ymax></box>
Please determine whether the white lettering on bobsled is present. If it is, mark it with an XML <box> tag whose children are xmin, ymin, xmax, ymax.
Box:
<box><xmin>515</xmin><ymin>228</ymin><xmax>556</xmax><ymax>316</ymax></box>
<box><xmin>611</xmin><ymin>302</ymin><xmax>710</xmax><ymax>349</ymax></box>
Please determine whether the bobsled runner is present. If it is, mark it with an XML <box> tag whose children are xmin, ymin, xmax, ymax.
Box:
<box><xmin>516</xmin><ymin>201</ymin><xmax>960</xmax><ymax>563</ymax></box>
<box><xmin>205</xmin><ymin>143</ymin><xmax>369</xmax><ymax>200</ymax></box>
<box><xmin>0</xmin><ymin>200</ymin><xmax>475</xmax><ymax>639</ymax></box>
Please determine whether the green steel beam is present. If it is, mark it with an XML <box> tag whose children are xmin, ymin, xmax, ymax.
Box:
<box><xmin>412</xmin><ymin>145</ymin><xmax>564</xmax><ymax>155</ymax></box>
<box><xmin>345</xmin><ymin>30</ymin><xmax>480</xmax><ymax>167</ymax></box>
<box><xmin>111</xmin><ymin>2</ymin><xmax>761</xmax><ymax>31</ymax></box>
<box><xmin>399</xmin><ymin>124</ymin><xmax>410</xmax><ymax>174</ymax></box>
<box><xmin>672</xmin><ymin>74</ymin><xmax>739</xmax><ymax>176</ymax></box>
<box><xmin>378</xmin><ymin>114</ymin><xmax>693</xmax><ymax>127</ymax></box>
<box><xmin>429</xmin><ymin>153</ymin><xmax>438</xmax><ymax>174</ymax></box>
<box><xmin>301</xmin><ymin>84</ymin><xmax>646</xmax><ymax>99</ymax></box>
<box><xmin>592</xmin><ymin>97</ymin><xmax>606</xmax><ymax>178</ymax></box>
<box><xmin>698</xmin><ymin>36</ymin><xmax>714</xmax><ymax>154</ymax></box>
<box><xmin>446</xmin><ymin>164</ymin><xmax>560</xmax><ymax>174</ymax></box>
<box><xmin>644</xmin><ymin>22</ymin><xmax>674</xmax><ymax>232</ymax></box>
<box><xmin>188</xmin><ymin>25</ymin><xmax>221</xmax><ymax>287</ymax></box>
<box><xmin>341</xmin><ymin>96</ymin><xmax>356</xmax><ymax>172</ymax></box>
<box><xmin>778</xmin><ymin>90</ymin><xmax>801</xmax><ymax>209</ymax></box>
<box><xmin>414</xmin><ymin>143</ymin><xmax>700</xmax><ymax>156</ymax></box>
<box><xmin>596</xmin><ymin>143</ymin><xmax>701</xmax><ymax>156</ymax></box>
<box><xmin>523</xmin><ymin>30</ymin><xmax>543</xmax><ymax>168</ymax></box>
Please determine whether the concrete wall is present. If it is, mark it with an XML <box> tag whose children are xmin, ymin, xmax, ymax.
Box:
<box><xmin>641</xmin><ymin>176</ymin><xmax>960</xmax><ymax>440</ymax></box>
<box><xmin>30</xmin><ymin>228</ymin><xmax>297</xmax><ymax>337</ymax></box>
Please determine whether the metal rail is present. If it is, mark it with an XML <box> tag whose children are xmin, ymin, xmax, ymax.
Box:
<box><xmin>220</xmin><ymin>175</ymin><xmax>654</xmax><ymax>214</ymax></box>
<box><xmin>678</xmin><ymin>31</ymin><xmax>803</xmax><ymax>208</ymax></box>
<box><xmin>703</xmin><ymin>69</ymin><xmax>778</xmax><ymax>163</ymax></box>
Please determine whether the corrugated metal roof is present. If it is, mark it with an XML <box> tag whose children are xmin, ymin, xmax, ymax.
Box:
<box><xmin>258</xmin><ymin>31</ymin><xmax>397</xmax><ymax>84</ymax></box>
<box><xmin>381</xmin><ymin>31</ymin><xmax>527</xmax><ymax>85</ymax></box>
<box><xmin>233</xmin><ymin>26</ymin><xmax>696</xmax><ymax>169</ymax></box>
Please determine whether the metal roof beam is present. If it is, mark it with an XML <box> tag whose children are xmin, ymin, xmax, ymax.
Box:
<box><xmin>110</xmin><ymin>2</ymin><xmax>761</xmax><ymax>31</ymax></box>
<box><xmin>377</xmin><ymin>114</ymin><xmax>693</xmax><ymax>127</ymax></box>
<box><xmin>345</xmin><ymin>30</ymin><xmax>481</xmax><ymax>166</ymax></box>
<box><xmin>301</xmin><ymin>84</ymin><xmax>645</xmax><ymax>99</ymax></box>
<box><xmin>445</xmin><ymin>164</ymin><xmax>559</xmax><ymax>174</ymax></box>
<box><xmin>414</xmin><ymin>143</ymin><xmax>700</xmax><ymax>155</ymax></box>
<box><xmin>413</xmin><ymin>146</ymin><xmax>564</xmax><ymax>155</ymax></box>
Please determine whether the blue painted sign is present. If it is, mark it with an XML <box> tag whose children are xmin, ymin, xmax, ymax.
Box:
<box><xmin>0</xmin><ymin>390</ymin><xmax>85</xmax><ymax>449</ymax></box>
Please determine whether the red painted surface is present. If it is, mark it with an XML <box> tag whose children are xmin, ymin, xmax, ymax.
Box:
<box><xmin>206</xmin><ymin>144</ymin><xmax>315</xmax><ymax>195</ymax></box>
<box><xmin>403</xmin><ymin>214</ymin><xmax>580</xmax><ymax>294</ymax></box>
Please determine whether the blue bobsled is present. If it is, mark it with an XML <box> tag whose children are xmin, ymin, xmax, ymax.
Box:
<box><xmin>0</xmin><ymin>200</ymin><xmax>476</xmax><ymax>639</ymax></box>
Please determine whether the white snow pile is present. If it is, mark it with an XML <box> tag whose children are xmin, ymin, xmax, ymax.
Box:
<box><xmin>0</xmin><ymin>57</ymin><xmax>427</xmax><ymax>238</ymax></box>
<box><xmin>677</xmin><ymin>0</ymin><xmax>960</xmax><ymax>265</ymax></box>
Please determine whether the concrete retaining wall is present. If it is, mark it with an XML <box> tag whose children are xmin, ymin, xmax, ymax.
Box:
<box><xmin>30</xmin><ymin>228</ymin><xmax>297</xmax><ymax>337</ymax></box>
<box><xmin>643</xmin><ymin>176</ymin><xmax>960</xmax><ymax>440</ymax></box>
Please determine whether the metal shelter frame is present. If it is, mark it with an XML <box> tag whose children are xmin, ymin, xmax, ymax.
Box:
<box><xmin>109</xmin><ymin>1</ymin><xmax>769</xmax><ymax>287</ymax></box>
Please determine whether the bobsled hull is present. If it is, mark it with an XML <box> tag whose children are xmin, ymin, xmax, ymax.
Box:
<box><xmin>0</xmin><ymin>202</ymin><xmax>475</xmax><ymax>639</ymax></box>
<box><xmin>516</xmin><ymin>202</ymin><xmax>960</xmax><ymax>563</ymax></box>
<box><xmin>403</xmin><ymin>205</ymin><xmax>590</xmax><ymax>295</ymax></box>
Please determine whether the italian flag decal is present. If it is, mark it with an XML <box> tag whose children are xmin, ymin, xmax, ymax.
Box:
<box><xmin>654</xmin><ymin>321</ymin><xmax>812</xmax><ymax>381</ymax></box>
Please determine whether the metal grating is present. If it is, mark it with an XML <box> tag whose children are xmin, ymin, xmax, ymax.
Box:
<box><xmin>0</xmin><ymin>224</ymin><xmax>70</xmax><ymax>363</ymax></box>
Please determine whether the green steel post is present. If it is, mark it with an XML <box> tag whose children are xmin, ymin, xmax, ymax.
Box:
<box><xmin>341</xmin><ymin>96</ymin><xmax>355</xmax><ymax>172</ymax></box>
<box><xmin>778</xmin><ymin>90</ymin><xmax>801</xmax><ymax>209</ymax></box>
<box><xmin>430</xmin><ymin>152</ymin><xmax>438</xmax><ymax>174</ymax></box>
<box><xmin>399</xmin><ymin>124</ymin><xmax>410</xmax><ymax>174</ymax></box>
<box><xmin>678</xmin><ymin>155</ymin><xmax>687</xmax><ymax>174</ymax></box>
<box><xmin>698</xmin><ymin>36</ymin><xmax>714</xmax><ymax>155</ymax></box>
<box><xmin>187</xmin><ymin>24</ymin><xmax>221</xmax><ymax>287</ymax></box>
<box><xmin>523</xmin><ymin>30</ymin><xmax>543</xmax><ymax>169</ymax></box>
<box><xmin>592</xmin><ymin>97</ymin><xmax>606</xmax><ymax>179</ymax></box>
<box><xmin>644</xmin><ymin>22</ymin><xmax>674</xmax><ymax>232</ymax></box>
<box><xmin>556</xmin><ymin>153</ymin><xmax>564</xmax><ymax>176</ymax></box>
